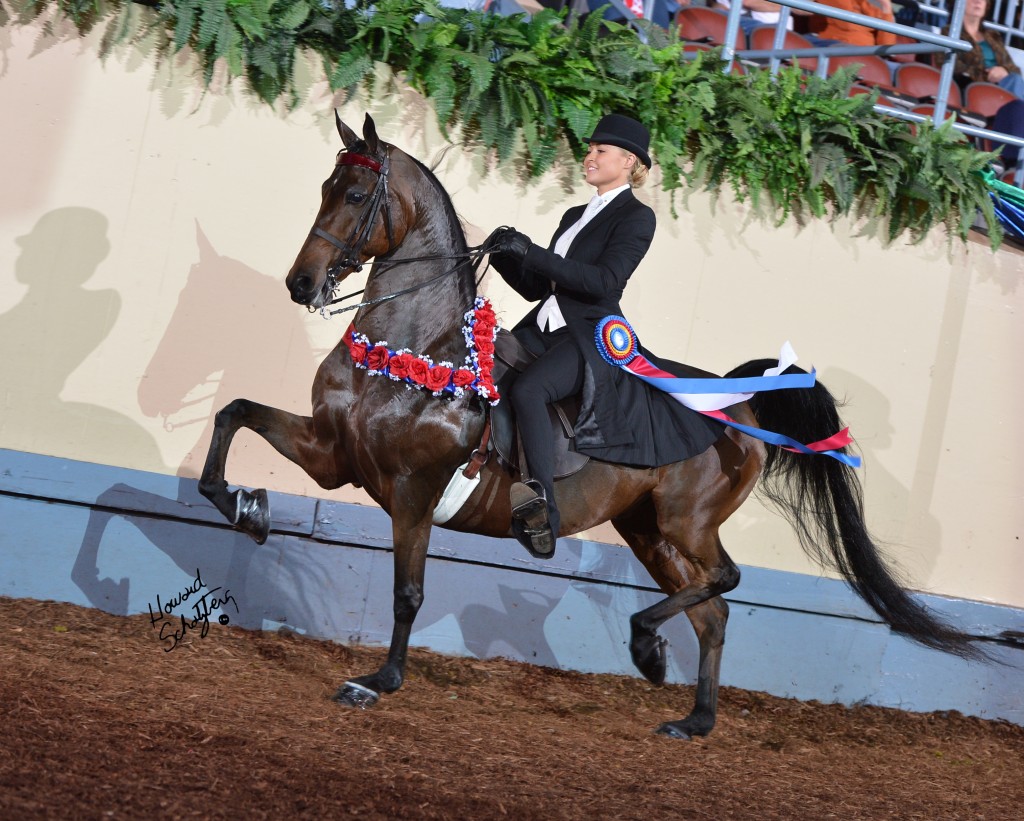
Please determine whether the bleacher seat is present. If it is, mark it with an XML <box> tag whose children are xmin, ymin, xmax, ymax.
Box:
<box><xmin>826</xmin><ymin>54</ymin><xmax>894</xmax><ymax>90</ymax></box>
<box><xmin>748</xmin><ymin>27</ymin><xmax>818</xmax><ymax>72</ymax></box>
<box><xmin>677</xmin><ymin>8</ymin><xmax>746</xmax><ymax>51</ymax></box>
<box><xmin>894</xmin><ymin>63</ymin><xmax>962</xmax><ymax>108</ymax></box>
<box><xmin>888</xmin><ymin>34</ymin><xmax>921</xmax><ymax>64</ymax></box>
<box><xmin>965</xmin><ymin>82</ymin><xmax>1017</xmax><ymax>118</ymax></box>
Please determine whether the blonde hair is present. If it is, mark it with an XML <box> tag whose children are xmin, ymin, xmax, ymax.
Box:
<box><xmin>629</xmin><ymin>161</ymin><xmax>649</xmax><ymax>189</ymax></box>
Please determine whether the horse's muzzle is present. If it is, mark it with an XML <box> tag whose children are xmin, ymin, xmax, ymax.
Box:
<box><xmin>287</xmin><ymin>272</ymin><xmax>324</xmax><ymax>308</ymax></box>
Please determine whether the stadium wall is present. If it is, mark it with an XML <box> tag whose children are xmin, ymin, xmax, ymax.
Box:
<box><xmin>0</xmin><ymin>18</ymin><xmax>1021</xmax><ymax>719</ymax></box>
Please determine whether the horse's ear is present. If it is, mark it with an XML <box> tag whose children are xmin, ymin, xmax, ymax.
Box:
<box><xmin>362</xmin><ymin>113</ymin><xmax>380</xmax><ymax>155</ymax></box>
<box><xmin>335</xmin><ymin>110</ymin><xmax>359</xmax><ymax>148</ymax></box>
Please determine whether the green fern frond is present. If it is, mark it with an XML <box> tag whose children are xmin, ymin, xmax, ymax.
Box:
<box><xmin>15</xmin><ymin>0</ymin><xmax>1008</xmax><ymax>246</ymax></box>
<box><xmin>196</xmin><ymin>0</ymin><xmax>227</xmax><ymax>51</ymax></box>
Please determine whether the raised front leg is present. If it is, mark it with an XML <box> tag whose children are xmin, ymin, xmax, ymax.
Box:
<box><xmin>199</xmin><ymin>398</ymin><xmax>350</xmax><ymax>544</ymax></box>
<box><xmin>334</xmin><ymin>483</ymin><xmax>435</xmax><ymax>708</ymax></box>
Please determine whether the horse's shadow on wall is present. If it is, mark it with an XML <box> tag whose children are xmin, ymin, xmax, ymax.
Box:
<box><xmin>72</xmin><ymin>222</ymin><xmax>316</xmax><ymax>621</ymax></box>
<box><xmin>72</xmin><ymin>225</ymin><xmax>573</xmax><ymax>666</ymax></box>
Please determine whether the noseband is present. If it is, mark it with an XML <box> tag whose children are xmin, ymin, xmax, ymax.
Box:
<box><xmin>313</xmin><ymin>149</ymin><xmax>395</xmax><ymax>291</ymax></box>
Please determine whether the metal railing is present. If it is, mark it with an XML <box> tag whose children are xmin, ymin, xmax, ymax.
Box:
<box><xmin>716</xmin><ymin>0</ymin><xmax>1024</xmax><ymax>184</ymax></box>
<box><xmin>496</xmin><ymin>0</ymin><xmax>1024</xmax><ymax>185</ymax></box>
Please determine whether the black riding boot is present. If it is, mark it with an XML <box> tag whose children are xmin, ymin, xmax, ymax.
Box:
<box><xmin>510</xmin><ymin>478</ymin><xmax>560</xmax><ymax>558</ymax></box>
<box><xmin>507</xmin><ymin>330</ymin><xmax>580</xmax><ymax>558</ymax></box>
<box><xmin>510</xmin><ymin>401</ymin><xmax>561</xmax><ymax>558</ymax></box>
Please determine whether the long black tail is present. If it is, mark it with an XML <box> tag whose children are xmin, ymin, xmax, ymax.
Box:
<box><xmin>727</xmin><ymin>359</ymin><xmax>985</xmax><ymax>662</ymax></box>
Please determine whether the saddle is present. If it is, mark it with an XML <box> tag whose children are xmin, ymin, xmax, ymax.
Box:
<box><xmin>489</xmin><ymin>329</ymin><xmax>589</xmax><ymax>480</ymax></box>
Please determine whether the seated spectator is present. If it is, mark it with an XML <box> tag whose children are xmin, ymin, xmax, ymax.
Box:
<box><xmin>807</xmin><ymin>0</ymin><xmax>897</xmax><ymax>47</ymax></box>
<box><xmin>715</xmin><ymin>0</ymin><xmax>796</xmax><ymax>34</ymax></box>
<box><xmin>955</xmin><ymin>0</ymin><xmax>1024</xmax><ymax>100</ymax></box>
<box><xmin>940</xmin><ymin>0</ymin><xmax>1024</xmax><ymax>170</ymax></box>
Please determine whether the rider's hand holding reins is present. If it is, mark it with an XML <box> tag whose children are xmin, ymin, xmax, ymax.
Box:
<box><xmin>486</xmin><ymin>227</ymin><xmax>532</xmax><ymax>260</ymax></box>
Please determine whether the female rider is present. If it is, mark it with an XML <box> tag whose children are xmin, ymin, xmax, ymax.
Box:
<box><xmin>488</xmin><ymin>114</ymin><xmax>723</xmax><ymax>557</ymax></box>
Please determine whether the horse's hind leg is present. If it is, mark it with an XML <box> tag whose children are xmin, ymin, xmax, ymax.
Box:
<box><xmin>662</xmin><ymin>597</ymin><xmax>729</xmax><ymax>739</ymax></box>
<box><xmin>613</xmin><ymin>501</ymin><xmax>738</xmax><ymax>739</ymax></box>
<box><xmin>199</xmin><ymin>398</ymin><xmax>350</xmax><ymax>543</ymax></box>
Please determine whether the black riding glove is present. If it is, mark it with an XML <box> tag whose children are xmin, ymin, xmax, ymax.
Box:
<box><xmin>483</xmin><ymin>226</ymin><xmax>512</xmax><ymax>253</ymax></box>
<box><xmin>494</xmin><ymin>229</ymin><xmax>532</xmax><ymax>260</ymax></box>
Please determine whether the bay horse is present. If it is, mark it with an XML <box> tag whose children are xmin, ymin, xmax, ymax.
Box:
<box><xmin>199</xmin><ymin>114</ymin><xmax>983</xmax><ymax>738</ymax></box>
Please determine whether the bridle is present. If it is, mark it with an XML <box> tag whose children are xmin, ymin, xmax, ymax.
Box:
<box><xmin>313</xmin><ymin>149</ymin><xmax>395</xmax><ymax>293</ymax></box>
<box><xmin>309</xmin><ymin>145</ymin><xmax>501</xmax><ymax>319</ymax></box>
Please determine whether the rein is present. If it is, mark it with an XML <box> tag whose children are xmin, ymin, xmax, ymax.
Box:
<box><xmin>312</xmin><ymin>146</ymin><xmax>505</xmax><ymax>319</ymax></box>
<box><xmin>322</xmin><ymin>248</ymin><xmax>493</xmax><ymax>317</ymax></box>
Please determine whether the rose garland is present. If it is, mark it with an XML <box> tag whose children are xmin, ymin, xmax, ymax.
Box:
<box><xmin>344</xmin><ymin>296</ymin><xmax>500</xmax><ymax>404</ymax></box>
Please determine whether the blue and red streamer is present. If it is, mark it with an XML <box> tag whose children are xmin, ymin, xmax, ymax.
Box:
<box><xmin>595</xmin><ymin>316</ymin><xmax>860</xmax><ymax>467</ymax></box>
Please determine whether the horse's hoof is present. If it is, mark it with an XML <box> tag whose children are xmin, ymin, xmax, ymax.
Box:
<box><xmin>234</xmin><ymin>488</ymin><xmax>270</xmax><ymax>545</ymax></box>
<box><xmin>655</xmin><ymin>721</ymin><xmax>694</xmax><ymax>740</ymax></box>
<box><xmin>333</xmin><ymin>680</ymin><xmax>380</xmax><ymax>709</ymax></box>
<box><xmin>631</xmin><ymin>634</ymin><xmax>668</xmax><ymax>686</ymax></box>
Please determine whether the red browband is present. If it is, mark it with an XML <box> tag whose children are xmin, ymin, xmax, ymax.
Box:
<box><xmin>337</xmin><ymin>151</ymin><xmax>382</xmax><ymax>173</ymax></box>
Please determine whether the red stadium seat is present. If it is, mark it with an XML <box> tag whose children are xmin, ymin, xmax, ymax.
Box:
<box><xmin>677</xmin><ymin>8</ymin><xmax>746</xmax><ymax>51</ymax></box>
<box><xmin>748</xmin><ymin>27</ymin><xmax>818</xmax><ymax>72</ymax></box>
<box><xmin>964</xmin><ymin>81</ymin><xmax>1017</xmax><ymax>118</ymax></box>
<box><xmin>826</xmin><ymin>54</ymin><xmax>894</xmax><ymax>89</ymax></box>
<box><xmin>889</xmin><ymin>35</ymin><xmax>921</xmax><ymax>63</ymax></box>
<box><xmin>895</xmin><ymin>63</ymin><xmax>962</xmax><ymax>108</ymax></box>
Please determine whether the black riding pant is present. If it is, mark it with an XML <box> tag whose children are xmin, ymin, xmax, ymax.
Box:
<box><xmin>510</xmin><ymin>325</ymin><xmax>584</xmax><ymax>519</ymax></box>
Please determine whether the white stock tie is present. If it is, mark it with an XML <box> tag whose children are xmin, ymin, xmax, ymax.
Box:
<box><xmin>539</xmin><ymin>195</ymin><xmax>606</xmax><ymax>332</ymax></box>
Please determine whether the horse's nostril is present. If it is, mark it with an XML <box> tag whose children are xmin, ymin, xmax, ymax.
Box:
<box><xmin>291</xmin><ymin>275</ymin><xmax>313</xmax><ymax>295</ymax></box>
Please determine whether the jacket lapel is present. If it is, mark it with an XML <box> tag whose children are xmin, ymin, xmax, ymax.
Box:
<box><xmin>548</xmin><ymin>204</ymin><xmax>587</xmax><ymax>251</ymax></box>
<box><xmin>565</xmin><ymin>189</ymin><xmax>635</xmax><ymax>258</ymax></box>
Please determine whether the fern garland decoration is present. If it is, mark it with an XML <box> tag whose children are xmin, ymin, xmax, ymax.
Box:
<box><xmin>3</xmin><ymin>0</ymin><xmax>1003</xmax><ymax>246</ymax></box>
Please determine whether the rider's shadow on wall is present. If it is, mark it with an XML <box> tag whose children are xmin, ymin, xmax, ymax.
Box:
<box><xmin>0</xmin><ymin>207</ymin><xmax>171</xmax><ymax>612</ymax></box>
<box><xmin>0</xmin><ymin>207</ymin><xmax>166</xmax><ymax>472</ymax></box>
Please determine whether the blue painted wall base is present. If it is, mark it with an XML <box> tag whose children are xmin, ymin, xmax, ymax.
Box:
<box><xmin>0</xmin><ymin>448</ymin><xmax>1020</xmax><ymax>724</ymax></box>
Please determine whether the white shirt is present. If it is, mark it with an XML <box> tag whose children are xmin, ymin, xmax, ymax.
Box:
<box><xmin>716</xmin><ymin>0</ymin><xmax>795</xmax><ymax>29</ymax></box>
<box><xmin>538</xmin><ymin>184</ymin><xmax>631</xmax><ymax>332</ymax></box>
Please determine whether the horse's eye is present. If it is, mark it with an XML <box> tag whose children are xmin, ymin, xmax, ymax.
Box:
<box><xmin>346</xmin><ymin>191</ymin><xmax>367</xmax><ymax>205</ymax></box>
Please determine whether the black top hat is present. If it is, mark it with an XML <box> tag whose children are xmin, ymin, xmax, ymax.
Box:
<box><xmin>587</xmin><ymin>114</ymin><xmax>652</xmax><ymax>169</ymax></box>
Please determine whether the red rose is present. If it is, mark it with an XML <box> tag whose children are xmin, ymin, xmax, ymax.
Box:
<box><xmin>452</xmin><ymin>369</ymin><xmax>476</xmax><ymax>388</ymax></box>
<box><xmin>474</xmin><ymin>316</ymin><xmax>495</xmax><ymax>337</ymax></box>
<box><xmin>389</xmin><ymin>352</ymin><xmax>413</xmax><ymax>379</ymax></box>
<box><xmin>476</xmin><ymin>353</ymin><xmax>493</xmax><ymax>372</ymax></box>
<box><xmin>408</xmin><ymin>358</ymin><xmax>430</xmax><ymax>385</ymax></box>
<box><xmin>476</xmin><ymin>335</ymin><xmax>494</xmax><ymax>355</ymax></box>
<box><xmin>349</xmin><ymin>339</ymin><xmax>368</xmax><ymax>365</ymax></box>
<box><xmin>426</xmin><ymin>365</ymin><xmax>453</xmax><ymax>392</ymax></box>
<box><xmin>366</xmin><ymin>347</ymin><xmax>390</xmax><ymax>371</ymax></box>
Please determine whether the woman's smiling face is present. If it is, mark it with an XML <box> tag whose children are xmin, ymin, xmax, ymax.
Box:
<box><xmin>583</xmin><ymin>143</ymin><xmax>635</xmax><ymax>193</ymax></box>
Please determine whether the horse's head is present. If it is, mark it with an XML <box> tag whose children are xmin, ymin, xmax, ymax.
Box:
<box><xmin>286</xmin><ymin>113</ymin><xmax>413</xmax><ymax>309</ymax></box>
